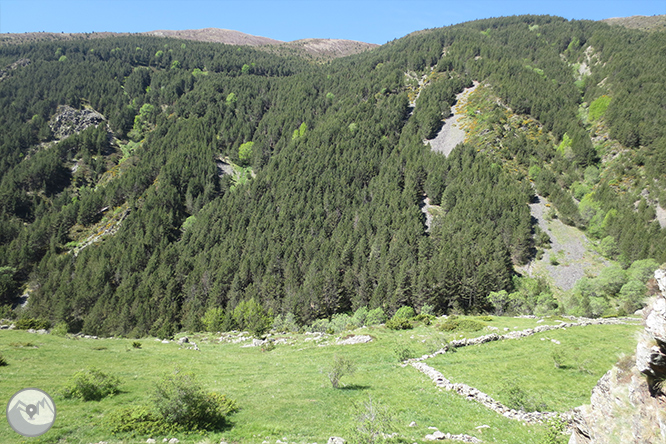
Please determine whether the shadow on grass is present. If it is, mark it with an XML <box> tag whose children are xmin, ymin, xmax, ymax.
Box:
<box><xmin>338</xmin><ymin>384</ymin><xmax>370</xmax><ymax>391</ymax></box>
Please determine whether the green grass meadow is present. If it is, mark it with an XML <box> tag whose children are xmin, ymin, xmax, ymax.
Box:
<box><xmin>0</xmin><ymin>317</ymin><xmax>641</xmax><ymax>444</ymax></box>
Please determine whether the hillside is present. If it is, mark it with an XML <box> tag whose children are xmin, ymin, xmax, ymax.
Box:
<box><xmin>0</xmin><ymin>15</ymin><xmax>664</xmax><ymax>340</ymax></box>
<box><xmin>601</xmin><ymin>14</ymin><xmax>666</xmax><ymax>32</ymax></box>
<box><xmin>0</xmin><ymin>313</ymin><xmax>642</xmax><ymax>444</ymax></box>
<box><xmin>0</xmin><ymin>28</ymin><xmax>378</xmax><ymax>60</ymax></box>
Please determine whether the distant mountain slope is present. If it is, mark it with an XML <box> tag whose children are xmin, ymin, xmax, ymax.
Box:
<box><xmin>601</xmin><ymin>15</ymin><xmax>666</xmax><ymax>32</ymax></box>
<box><xmin>279</xmin><ymin>38</ymin><xmax>379</xmax><ymax>59</ymax></box>
<box><xmin>144</xmin><ymin>28</ymin><xmax>283</xmax><ymax>46</ymax></box>
<box><xmin>0</xmin><ymin>28</ymin><xmax>378</xmax><ymax>59</ymax></box>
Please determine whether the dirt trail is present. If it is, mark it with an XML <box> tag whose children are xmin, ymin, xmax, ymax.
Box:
<box><xmin>426</xmin><ymin>82</ymin><xmax>479</xmax><ymax>157</ymax></box>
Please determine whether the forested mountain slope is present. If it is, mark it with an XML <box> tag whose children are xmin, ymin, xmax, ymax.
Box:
<box><xmin>0</xmin><ymin>15</ymin><xmax>665</xmax><ymax>337</ymax></box>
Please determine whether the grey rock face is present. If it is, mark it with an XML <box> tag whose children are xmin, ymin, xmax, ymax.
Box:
<box><xmin>48</xmin><ymin>105</ymin><xmax>107</xmax><ymax>140</ymax></box>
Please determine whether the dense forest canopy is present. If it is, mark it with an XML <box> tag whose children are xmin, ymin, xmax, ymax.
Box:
<box><xmin>0</xmin><ymin>15</ymin><xmax>665</xmax><ymax>336</ymax></box>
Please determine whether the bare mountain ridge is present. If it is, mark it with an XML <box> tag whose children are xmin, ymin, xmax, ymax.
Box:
<box><xmin>145</xmin><ymin>28</ymin><xmax>283</xmax><ymax>46</ymax></box>
<box><xmin>601</xmin><ymin>14</ymin><xmax>666</xmax><ymax>32</ymax></box>
<box><xmin>0</xmin><ymin>27</ymin><xmax>378</xmax><ymax>59</ymax></box>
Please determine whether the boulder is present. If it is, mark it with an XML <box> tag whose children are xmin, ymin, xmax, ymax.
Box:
<box><xmin>327</xmin><ymin>437</ymin><xmax>345</xmax><ymax>444</ymax></box>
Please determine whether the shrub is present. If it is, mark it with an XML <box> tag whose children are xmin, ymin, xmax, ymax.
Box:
<box><xmin>330</xmin><ymin>313</ymin><xmax>353</xmax><ymax>333</ymax></box>
<box><xmin>543</xmin><ymin>416</ymin><xmax>568</xmax><ymax>444</ymax></box>
<box><xmin>272</xmin><ymin>312</ymin><xmax>299</xmax><ymax>332</ymax></box>
<box><xmin>132</xmin><ymin>341</ymin><xmax>142</xmax><ymax>349</ymax></box>
<box><xmin>419</xmin><ymin>304</ymin><xmax>435</xmax><ymax>316</ymax></box>
<box><xmin>107</xmin><ymin>405</ymin><xmax>177</xmax><ymax>436</ymax></box>
<box><xmin>500</xmin><ymin>381</ymin><xmax>547</xmax><ymax>412</ymax></box>
<box><xmin>152</xmin><ymin>369</ymin><xmax>236</xmax><ymax>429</ymax></box>
<box><xmin>385</xmin><ymin>318</ymin><xmax>413</xmax><ymax>330</ymax></box>
<box><xmin>394</xmin><ymin>346</ymin><xmax>414</xmax><ymax>362</ymax></box>
<box><xmin>351</xmin><ymin>306</ymin><xmax>369</xmax><ymax>327</ymax></box>
<box><xmin>15</xmin><ymin>317</ymin><xmax>51</xmax><ymax>330</ymax></box>
<box><xmin>61</xmin><ymin>368</ymin><xmax>121</xmax><ymax>401</ymax></box>
<box><xmin>365</xmin><ymin>307</ymin><xmax>386</xmax><ymax>325</ymax></box>
<box><xmin>326</xmin><ymin>355</ymin><xmax>357</xmax><ymax>388</ymax></box>
<box><xmin>232</xmin><ymin>298</ymin><xmax>273</xmax><ymax>337</ymax></box>
<box><xmin>349</xmin><ymin>396</ymin><xmax>397</xmax><ymax>444</ymax></box>
<box><xmin>201</xmin><ymin>307</ymin><xmax>225</xmax><ymax>332</ymax></box>
<box><xmin>310</xmin><ymin>318</ymin><xmax>331</xmax><ymax>333</ymax></box>
<box><xmin>438</xmin><ymin>318</ymin><xmax>486</xmax><ymax>332</ymax></box>
<box><xmin>392</xmin><ymin>306</ymin><xmax>415</xmax><ymax>320</ymax></box>
<box><xmin>0</xmin><ymin>353</ymin><xmax>7</xmax><ymax>366</ymax></box>
<box><xmin>107</xmin><ymin>369</ymin><xmax>235</xmax><ymax>435</ymax></box>
<box><xmin>51</xmin><ymin>321</ymin><xmax>69</xmax><ymax>336</ymax></box>
<box><xmin>411</xmin><ymin>314</ymin><xmax>434</xmax><ymax>325</ymax></box>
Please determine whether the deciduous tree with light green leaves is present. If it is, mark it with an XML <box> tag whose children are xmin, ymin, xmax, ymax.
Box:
<box><xmin>238</xmin><ymin>141</ymin><xmax>254</xmax><ymax>164</ymax></box>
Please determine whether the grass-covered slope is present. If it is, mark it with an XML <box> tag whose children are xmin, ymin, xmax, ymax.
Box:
<box><xmin>0</xmin><ymin>316</ymin><xmax>641</xmax><ymax>443</ymax></box>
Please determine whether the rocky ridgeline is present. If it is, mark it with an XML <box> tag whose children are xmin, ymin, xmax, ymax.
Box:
<box><xmin>49</xmin><ymin>104</ymin><xmax>106</xmax><ymax>140</ymax></box>
<box><xmin>569</xmin><ymin>267</ymin><xmax>666</xmax><ymax>444</ymax></box>
<box><xmin>413</xmin><ymin>361</ymin><xmax>559</xmax><ymax>425</ymax></box>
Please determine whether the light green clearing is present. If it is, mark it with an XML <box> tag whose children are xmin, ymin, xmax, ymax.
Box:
<box><xmin>0</xmin><ymin>320</ymin><xmax>638</xmax><ymax>444</ymax></box>
<box><xmin>428</xmin><ymin>323</ymin><xmax>640</xmax><ymax>412</ymax></box>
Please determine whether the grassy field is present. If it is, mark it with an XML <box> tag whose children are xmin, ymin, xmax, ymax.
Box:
<box><xmin>0</xmin><ymin>317</ymin><xmax>641</xmax><ymax>444</ymax></box>
<box><xmin>428</xmin><ymin>322</ymin><xmax>640</xmax><ymax>412</ymax></box>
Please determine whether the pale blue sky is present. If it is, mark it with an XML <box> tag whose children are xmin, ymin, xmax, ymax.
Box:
<box><xmin>1</xmin><ymin>0</ymin><xmax>664</xmax><ymax>44</ymax></box>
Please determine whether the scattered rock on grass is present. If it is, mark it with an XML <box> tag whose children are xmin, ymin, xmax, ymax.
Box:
<box><xmin>336</xmin><ymin>335</ymin><xmax>372</xmax><ymax>345</ymax></box>
<box><xmin>424</xmin><ymin>431</ymin><xmax>482</xmax><ymax>443</ymax></box>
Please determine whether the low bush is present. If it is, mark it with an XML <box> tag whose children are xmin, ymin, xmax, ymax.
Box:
<box><xmin>385</xmin><ymin>318</ymin><xmax>413</xmax><ymax>330</ymax></box>
<box><xmin>61</xmin><ymin>368</ymin><xmax>121</xmax><ymax>401</ymax></box>
<box><xmin>412</xmin><ymin>313</ymin><xmax>435</xmax><ymax>325</ymax></box>
<box><xmin>15</xmin><ymin>317</ymin><xmax>51</xmax><ymax>330</ymax></box>
<box><xmin>132</xmin><ymin>341</ymin><xmax>142</xmax><ymax>349</ymax></box>
<box><xmin>153</xmin><ymin>369</ymin><xmax>236</xmax><ymax>428</ymax></box>
<box><xmin>438</xmin><ymin>318</ymin><xmax>486</xmax><ymax>332</ymax></box>
<box><xmin>419</xmin><ymin>304</ymin><xmax>436</xmax><ymax>316</ymax></box>
<box><xmin>272</xmin><ymin>312</ymin><xmax>299</xmax><ymax>332</ymax></box>
<box><xmin>348</xmin><ymin>396</ymin><xmax>397</xmax><ymax>444</ymax></box>
<box><xmin>201</xmin><ymin>307</ymin><xmax>225</xmax><ymax>332</ymax></box>
<box><xmin>326</xmin><ymin>355</ymin><xmax>357</xmax><ymax>389</ymax></box>
<box><xmin>500</xmin><ymin>381</ymin><xmax>547</xmax><ymax>412</ymax></box>
<box><xmin>50</xmin><ymin>321</ymin><xmax>69</xmax><ymax>336</ymax></box>
<box><xmin>365</xmin><ymin>307</ymin><xmax>386</xmax><ymax>325</ymax></box>
<box><xmin>394</xmin><ymin>346</ymin><xmax>414</xmax><ymax>362</ymax></box>
<box><xmin>0</xmin><ymin>353</ymin><xmax>7</xmax><ymax>366</ymax></box>
<box><xmin>107</xmin><ymin>405</ymin><xmax>176</xmax><ymax>436</ymax></box>
<box><xmin>106</xmin><ymin>369</ymin><xmax>236</xmax><ymax>435</ymax></box>
<box><xmin>392</xmin><ymin>306</ymin><xmax>416</xmax><ymax>320</ymax></box>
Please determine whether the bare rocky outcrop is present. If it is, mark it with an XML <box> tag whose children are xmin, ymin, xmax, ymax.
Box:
<box><xmin>0</xmin><ymin>58</ymin><xmax>30</xmax><ymax>82</ymax></box>
<box><xmin>49</xmin><ymin>105</ymin><xmax>107</xmax><ymax>140</ymax></box>
<box><xmin>568</xmin><ymin>266</ymin><xmax>666</xmax><ymax>444</ymax></box>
